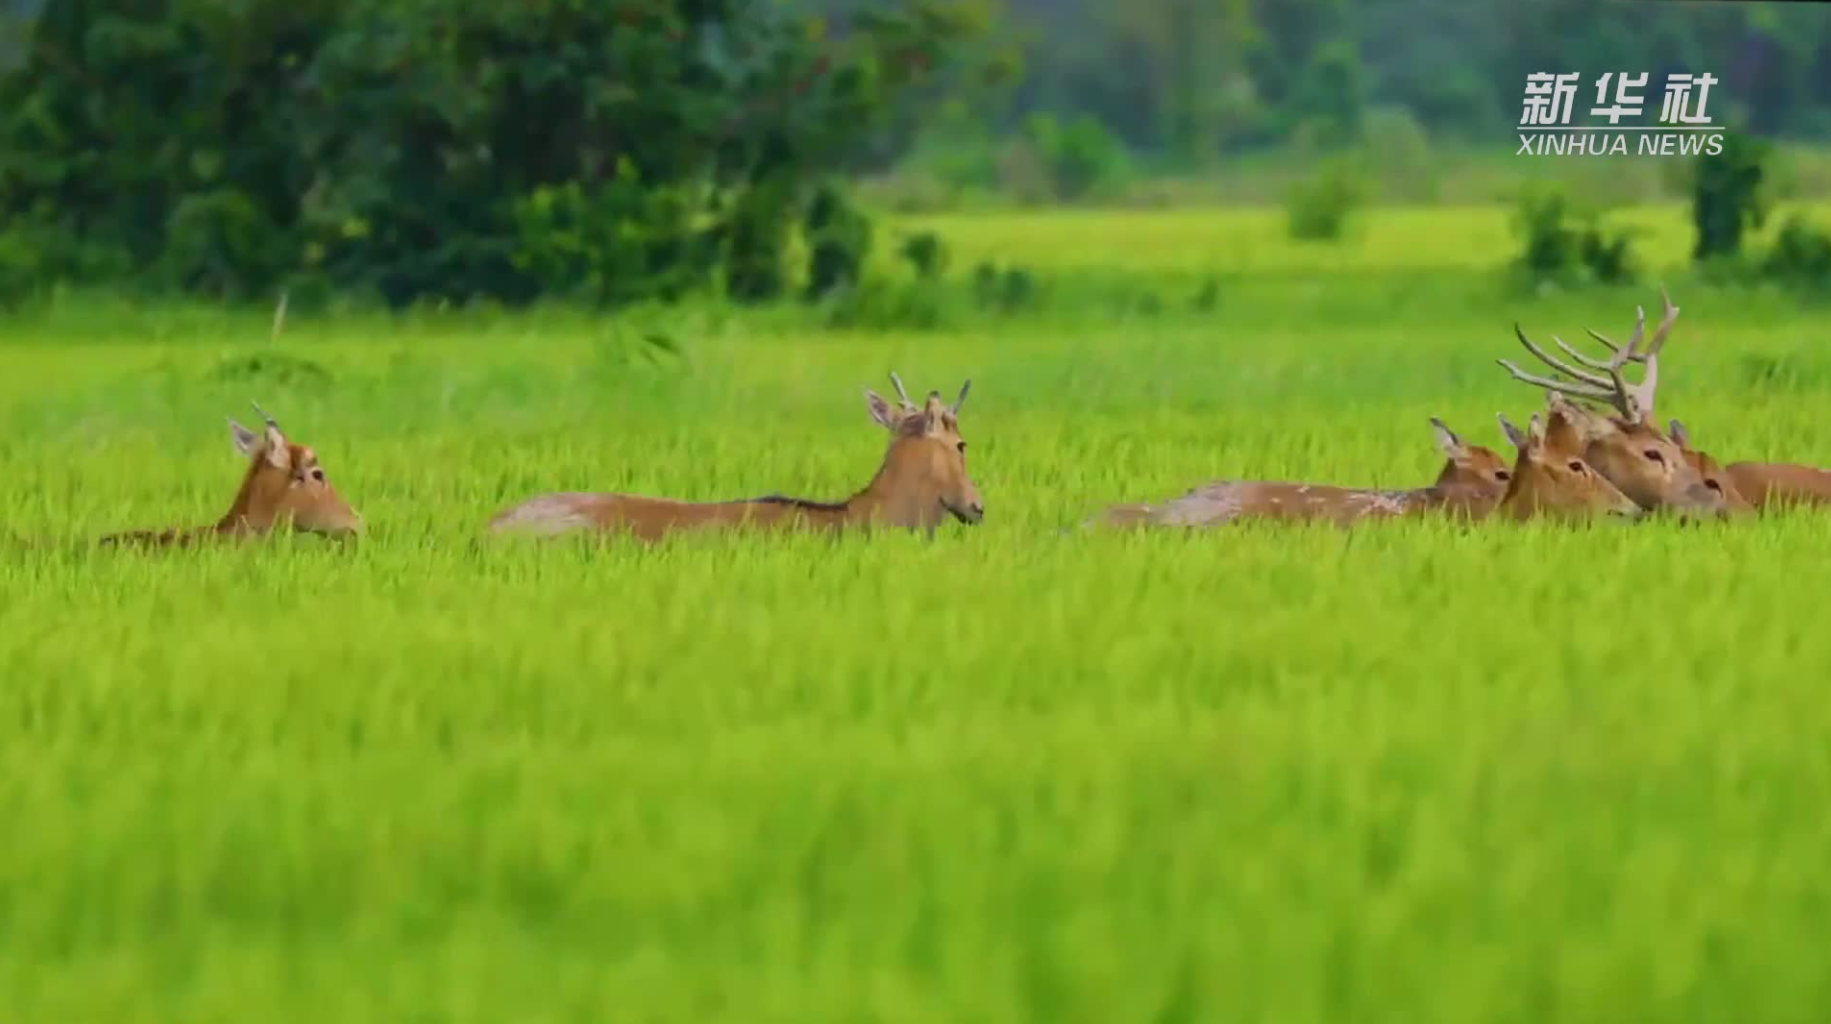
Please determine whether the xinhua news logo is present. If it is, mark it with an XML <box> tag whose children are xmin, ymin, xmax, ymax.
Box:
<box><xmin>1516</xmin><ymin>72</ymin><xmax>1723</xmax><ymax>157</ymax></box>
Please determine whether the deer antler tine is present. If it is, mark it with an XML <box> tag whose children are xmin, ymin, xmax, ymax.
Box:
<box><xmin>951</xmin><ymin>379</ymin><xmax>971</xmax><ymax>414</ymax></box>
<box><xmin>1614</xmin><ymin>305</ymin><xmax>1647</xmax><ymax>365</ymax></box>
<box><xmin>887</xmin><ymin>371</ymin><xmax>914</xmax><ymax>409</ymax></box>
<box><xmin>1544</xmin><ymin>335</ymin><xmax>1616</xmax><ymax>386</ymax></box>
<box><xmin>249</xmin><ymin>400</ymin><xmax>278</xmax><ymax>428</ymax></box>
<box><xmin>1554</xmin><ymin>335</ymin><xmax>1621</xmax><ymax>372</ymax></box>
<box><xmin>1643</xmin><ymin>286</ymin><xmax>1680</xmax><ymax>359</ymax></box>
<box><xmin>1583</xmin><ymin>328</ymin><xmax>1624</xmax><ymax>355</ymax></box>
<box><xmin>1496</xmin><ymin>358</ymin><xmax>1617</xmax><ymax>402</ymax></box>
<box><xmin>1513</xmin><ymin>324</ymin><xmax>1613</xmax><ymax>388</ymax></box>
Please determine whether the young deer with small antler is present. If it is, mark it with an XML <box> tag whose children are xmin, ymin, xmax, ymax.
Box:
<box><xmin>1091</xmin><ymin>417</ymin><xmax>1514</xmax><ymax>529</ymax></box>
<box><xmin>1492</xmin><ymin>407</ymin><xmax>1644</xmax><ymax>522</ymax></box>
<box><xmin>488</xmin><ymin>374</ymin><xmax>983</xmax><ymax>541</ymax></box>
<box><xmin>97</xmin><ymin>403</ymin><xmax>364</xmax><ymax>548</ymax></box>
<box><xmin>1497</xmin><ymin>287</ymin><xmax>1733</xmax><ymax>519</ymax></box>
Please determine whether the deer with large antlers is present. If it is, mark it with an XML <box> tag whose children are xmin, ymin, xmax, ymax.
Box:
<box><xmin>487</xmin><ymin>374</ymin><xmax>983</xmax><ymax>541</ymax></box>
<box><xmin>97</xmin><ymin>403</ymin><xmax>364</xmax><ymax>548</ymax></box>
<box><xmin>1497</xmin><ymin>288</ymin><xmax>1733</xmax><ymax>519</ymax></box>
<box><xmin>1091</xmin><ymin>417</ymin><xmax>1515</xmax><ymax>529</ymax></box>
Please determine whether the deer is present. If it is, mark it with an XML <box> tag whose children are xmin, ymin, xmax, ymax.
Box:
<box><xmin>97</xmin><ymin>403</ymin><xmax>364</xmax><ymax>548</ymax></box>
<box><xmin>1497</xmin><ymin>287</ymin><xmax>1734</xmax><ymax>520</ymax></box>
<box><xmin>1666</xmin><ymin>418</ymin><xmax>1831</xmax><ymax>513</ymax></box>
<box><xmin>1491</xmin><ymin>406</ymin><xmax>1644</xmax><ymax>522</ymax></box>
<box><xmin>1089</xmin><ymin>417</ymin><xmax>1515</xmax><ymax>529</ymax></box>
<box><xmin>487</xmin><ymin>374</ymin><xmax>983</xmax><ymax>541</ymax></box>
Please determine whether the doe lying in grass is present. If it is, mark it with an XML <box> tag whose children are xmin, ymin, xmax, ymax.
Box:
<box><xmin>1666</xmin><ymin>419</ymin><xmax>1831</xmax><ymax>513</ymax></box>
<box><xmin>487</xmin><ymin>376</ymin><xmax>983</xmax><ymax>542</ymax></box>
<box><xmin>1491</xmin><ymin>406</ymin><xmax>1643</xmax><ymax>522</ymax></box>
<box><xmin>98</xmin><ymin>403</ymin><xmax>364</xmax><ymax>548</ymax></box>
<box><xmin>1499</xmin><ymin>288</ymin><xmax>1732</xmax><ymax>520</ymax></box>
<box><xmin>1092</xmin><ymin>417</ymin><xmax>1514</xmax><ymax>529</ymax></box>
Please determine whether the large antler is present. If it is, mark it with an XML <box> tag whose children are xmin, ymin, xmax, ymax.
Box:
<box><xmin>1496</xmin><ymin>286</ymin><xmax>1679</xmax><ymax>424</ymax></box>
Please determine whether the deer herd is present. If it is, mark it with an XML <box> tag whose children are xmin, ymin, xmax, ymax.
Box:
<box><xmin>51</xmin><ymin>288</ymin><xmax>1831</xmax><ymax>550</ymax></box>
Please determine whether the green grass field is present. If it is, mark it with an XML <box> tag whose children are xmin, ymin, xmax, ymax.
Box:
<box><xmin>5</xmin><ymin>205</ymin><xmax>1831</xmax><ymax>1023</ymax></box>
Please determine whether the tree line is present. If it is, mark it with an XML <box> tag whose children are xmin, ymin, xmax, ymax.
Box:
<box><xmin>0</xmin><ymin>0</ymin><xmax>1005</xmax><ymax>307</ymax></box>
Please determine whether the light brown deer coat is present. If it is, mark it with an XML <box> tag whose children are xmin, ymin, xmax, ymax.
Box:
<box><xmin>98</xmin><ymin>404</ymin><xmax>363</xmax><ymax>548</ymax></box>
<box><xmin>1093</xmin><ymin>418</ymin><xmax>1513</xmax><ymax>529</ymax></box>
<box><xmin>488</xmin><ymin>377</ymin><xmax>983</xmax><ymax>542</ymax></box>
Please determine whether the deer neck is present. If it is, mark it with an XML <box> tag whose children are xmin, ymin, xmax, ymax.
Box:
<box><xmin>211</xmin><ymin>461</ymin><xmax>282</xmax><ymax>535</ymax></box>
<box><xmin>842</xmin><ymin>456</ymin><xmax>944</xmax><ymax>530</ymax></box>
<box><xmin>1413</xmin><ymin>482</ymin><xmax>1501</xmax><ymax>520</ymax></box>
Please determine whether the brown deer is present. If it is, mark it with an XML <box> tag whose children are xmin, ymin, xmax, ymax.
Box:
<box><xmin>1491</xmin><ymin>407</ymin><xmax>1644</xmax><ymax>522</ymax></box>
<box><xmin>487</xmin><ymin>375</ymin><xmax>983</xmax><ymax>541</ymax></box>
<box><xmin>1497</xmin><ymin>287</ymin><xmax>1731</xmax><ymax>519</ymax></box>
<box><xmin>98</xmin><ymin>403</ymin><xmax>364</xmax><ymax>548</ymax></box>
<box><xmin>1091</xmin><ymin>417</ymin><xmax>1514</xmax><ymax>529</ymax></box>
<box><xmin>1667</xmin><ymin>419</ymin><xmax>1831</xmax><ymax>513</ymax></box>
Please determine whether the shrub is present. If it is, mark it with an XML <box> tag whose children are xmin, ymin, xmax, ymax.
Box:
<box><xmin>1761</xmin><ymin>214</ymin><xmax>1831</xmax><ymax>290</ymax></box>
<box><xmin>1692</xmin><ymin>131</ymin><xmax>1771</xmax><ymax>263</ymax></box>
<box><xmin>1510</xmin><ymin>182</ymin><xmax>1639</xmax><ymax>286</ymax></box>
<box><xmin>1284</xmin><ymin>157</ymin><xmax>1366</xmax><ymax>242</ymax></box>
<box><xmin>1021</xmin><ymin>112</ymin><xmax>1131</xmax><ymax>202</ymax></box>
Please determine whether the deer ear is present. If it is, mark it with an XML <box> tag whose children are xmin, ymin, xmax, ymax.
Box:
<box><xmin>1497</xmin><ymin>413</ymin><xmax>1527</xmax><ymax>451</ymax></box>
<box><xmin>864</xmin><ymin>390</ymin><xmax>898</xmax><ymax>430</ymax></box>
<box><xmin>1668</xmin><ymin>418</ymin><xmax>1690</xmax><ymax>448</ymax></box>
<box><xmin>1429</xmin><ymin>417</ymin><xmax>1465</xmax><ymax>459</ymax></box>
<box><xmin>228</xmin><ymin>418</ymin><xmax>260</xmax><ymax>457</ymax></box>
<box><xmin>261</xmin><ymin>422</ymin><xmax>291</xmax><ymax>470</ymax></box>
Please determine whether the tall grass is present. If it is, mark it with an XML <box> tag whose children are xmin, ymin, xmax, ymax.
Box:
<box><xmin>4</xmin><ymin>205</ymin><xmax>1831</xmax><ymax>1022</ymax></box>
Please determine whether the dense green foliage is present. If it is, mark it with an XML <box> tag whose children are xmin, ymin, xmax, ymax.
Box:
<box><xmin>0</xmin><ymin>0</ymin><xmax>999</xmax><ymax>306</ymax></box>
<box><xmin>6</xmin><ymin>206</ymin><xmax>1831</xmax><ymax>1020</ymax></box>
<box><xmin>958</xmin><ymin>0</ymin><xmax>1831</xmax><ymax>158</ymax></box>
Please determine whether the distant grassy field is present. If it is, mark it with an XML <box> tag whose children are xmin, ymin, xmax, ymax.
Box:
<box><xmin>5</xmin><ymin>204</ymin><xmax>1831</xmax><ymax>1022</ymax></box>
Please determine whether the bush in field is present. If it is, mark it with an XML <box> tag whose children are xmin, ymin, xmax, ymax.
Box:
<box><xmin>1510</xmin><ymin>182</ymin><xmax>1639</xmax><ymax>287</ymax></box>
<box><xmin>1760</xmin><ymin>214</ymin><xmax>1831</xmax><ymax>291</ymax></box>
<box><xmin>1284</xmin><ymin>157</ymin><xmax>1366</xmax><ymax>242</ymax></box>
<box><xmin>0</xmin><ymin>0</ymin><xmax>1000</xmax><ymax>308</ymax></box>
<box><xmin>1019</xmin><ymin>112</ymin><xmax>1131</xmax><ymax>202</ymax></box>
<box><xmin>1691</xmin><ymin>131</ymin><xmax>1771</xmax><ymax>264</ymax></box>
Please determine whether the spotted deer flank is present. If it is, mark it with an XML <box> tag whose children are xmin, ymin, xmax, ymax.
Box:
<box><xmin>98</xmin><ymin>402</ymin><xmax>364</xmax><ymax>548</ymax></box>
<box><xmin>1497</xmin><ymin>286</ymin><xmax>1731</xmax><ymax>520</ymax></box>
<box><xmin>1092</xmin><ymin>417</ymin><xmax>1513</xmax><ymax>529</ymax></box>
<box><xmin>487</xmin><ymin>374</ymin><xmax>983</xmax><ymax>542</ymax></box>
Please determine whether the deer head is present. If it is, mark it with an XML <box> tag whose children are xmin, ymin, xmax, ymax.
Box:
<box><xmin>1497</xmin><ymin>287</ymin><xmax>1728</xmax><ymax>519</ymax></box>
<box><xmin>1427</xmin><ymin>416</ymin><xmax>1513</xmax><ymax>494</ymax></box>
<box><xmin>225</xmin><ymin>402</ymin><xmax>364</xmax><ymax>538</ymax></box>
<box><xmin>1667</xmin><ymin>418</ymin><xmax>1757</xmax><ymax>515</ymax></box>
<box><xmin>871</xmin><ymin>377</ymin><xmax>983</xmax><ymax>529</ymax></box>
<box><xmin>1494</xmin><ymin>407</ymin><xmax>1643</xmax><ymax>522</ymax></box>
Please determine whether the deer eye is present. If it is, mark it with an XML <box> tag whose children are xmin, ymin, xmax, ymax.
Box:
<box><xmin>956</xmin><ymin>441</ymin><xmax>966</xmax><ymax>453</ymax></box>
<box><xmin>1493</xmin><ymin>470</ymin><xmax>1509</xmax><ymax>481</ymax></box>
<box><xmin>1567</xmin><ymin>460</ymin><xmax>1586</xmax><ymax>473</ymax></box>
<box><xmin>1705</xmin><ymin>478</ymin><xmax>1723</xmax><ymax>492</ymax></box>
<box><xmin>310</xmin><ymin>468</ymin><xmax>326</xmax><ymax>483</ymax></box>
<box><xmin>1642</xmin><ymin>449</ymin><xmax>1664</xmax><ymax>463</ymax></box>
